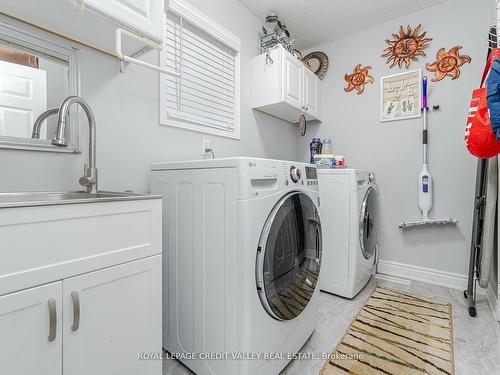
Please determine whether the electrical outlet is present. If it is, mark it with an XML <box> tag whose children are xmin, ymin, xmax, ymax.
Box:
<box><xmin>201</xmin><ymin>139</ymin><xmax>210</xmax><ymax>156</ymax></box>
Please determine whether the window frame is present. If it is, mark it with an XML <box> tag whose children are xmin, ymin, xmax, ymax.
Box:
<box><xmin>160</xmin><ymin>0</ymin><xmax>241</xmax><ymax>139</ymax></box>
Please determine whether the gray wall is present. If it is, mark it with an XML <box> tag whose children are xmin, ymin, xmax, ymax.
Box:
<box><xmin>0</xmin><ymin>0</ymin><xmax>493</xmax><ymax>279</ymax></box>
<box><xmin>296</xmin><ymin>0</ymin><xmax>492</xmax><ymax>276</ymax></box>
<box><xmin>0</xmin><ymin>0</ymin><xmax>297</xmax><ymax>193</ymax></box>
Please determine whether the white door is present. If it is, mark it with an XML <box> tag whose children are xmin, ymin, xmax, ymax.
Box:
<box><xmin>0</xmin><ymin>60</ymin><xmax>47</xmax><ymax>138</ymax></box>
<box><xmin>0</xmin><ymin>282</ymin><xmax>62</xmax><ymax>375</ymax></box>
<box><xmin>62</xmin><ymin>256</ymin><xmax>162</xmax><ymax>375</ymax></box>
<box><xmin>282</xmin><ymin>52</ymin><xmax>303</xmax><ymax>110</ymax></box>
<box><xmin>303</xmin><ymin>67</ymin><xmax>320</xmax><ymax>120</ymax></box>
<box><xmin>86</xmin><ymin>0</ymin><xmax>163</xmax><ymax>41</ymax></box>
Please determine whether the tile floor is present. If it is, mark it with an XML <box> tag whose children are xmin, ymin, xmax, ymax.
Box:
<box><xmin>163</xmin><ymin>278</ymin><xmax>500</xmax><ymax>375</ymax></box>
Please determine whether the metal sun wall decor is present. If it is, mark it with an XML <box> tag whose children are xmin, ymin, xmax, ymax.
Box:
<box><xmin>426</xmin><ymin>46</ymin><xmax>471</xmax><ymax>81</ymax></box>
<box><xmin>344</xmin><ymin>64</ymin><xmax>374</xmax><ymax>94</ymax></box>
<box><xmin>382</xmin><ymin>24</ymin><xmax>432</xmax><ymax>69</ymax></box>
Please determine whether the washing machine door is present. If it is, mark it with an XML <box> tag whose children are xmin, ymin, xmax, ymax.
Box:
<box><xmin>359</xmin><ymin>186</ymin><xmax>378</xmax><ymax>260</ymax></box>
<box><xmin>256</xmin><ymin>191</ymin><xmax>322</xmax><ymax>321</ymax></box>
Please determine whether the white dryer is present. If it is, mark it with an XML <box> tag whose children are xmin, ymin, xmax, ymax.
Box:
<box><xmin>151</xmin><ymin>157</ymin><xmax>322</xmax><ymax>375</ymax></box>
<box><xmin>317</xmin><ymin>169</ymin><xmax>378</xmax><ymax>299</ymax></box>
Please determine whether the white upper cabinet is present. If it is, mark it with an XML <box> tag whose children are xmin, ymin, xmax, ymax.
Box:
<box><xmin>86</xmin><ymin>0</ymin><xmax>163</xmax><ymax>39</ymax></box>
<box><xmin>252</xmin><ymin>44</ymin><xmax>322</xmax><ymax>123</ymax></box>
<box><xmin>0</xmin><ymin>0</ymin><xmax>164</xmax><ymax>55</ymax></box>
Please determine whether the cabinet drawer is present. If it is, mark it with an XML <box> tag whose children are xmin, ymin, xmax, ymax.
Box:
<box><xmin>0</xmin><ymin>199</ymin><xmax>162</xmax><ymax>296</ymax></box>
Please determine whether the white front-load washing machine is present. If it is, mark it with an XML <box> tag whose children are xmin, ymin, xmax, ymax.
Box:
<box><xmin>151</xmin><ymin>157</ymin><xmax>322</xmax><ymax>375</ymax></box>
<box><xmin>317</xmin><ymin>169</ymin><xmax>378</xmax><ymax>298</ymax></box>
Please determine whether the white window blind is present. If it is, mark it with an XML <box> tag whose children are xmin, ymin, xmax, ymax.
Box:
<box><xmin>160</xmin><ymin>11</ymin><xmax>239</xmax><ymax>136</ymax></box>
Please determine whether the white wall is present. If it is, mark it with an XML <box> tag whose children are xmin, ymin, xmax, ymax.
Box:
<box><xmin>297</xmin><ymin>0</ymin><xmax>492</xmax><ymax>277</ymax></box>
<box><xmin>0</xmin><ymin>0</ymin><xmax>297</xmax><ymax>193</ymax></box>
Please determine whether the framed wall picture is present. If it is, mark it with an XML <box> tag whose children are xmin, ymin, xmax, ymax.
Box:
<box><xmin>380</xmin><ymin>69</ymin><xmax>422</xmax><ymax>122</ymax></box>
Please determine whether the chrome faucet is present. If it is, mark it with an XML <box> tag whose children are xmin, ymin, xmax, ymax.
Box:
<box><xmin>52</xmin><ymin>96</ymin><xmax>98</xmax><ymax>194</ymax></box>
<box><xmin>31</xmin><ymin>108</ymin><xmax>59</xmax><ymax>139</ymax></box>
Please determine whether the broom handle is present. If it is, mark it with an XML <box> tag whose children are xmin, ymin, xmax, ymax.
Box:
<box><xmin>422</xmin><ymin>76</ymin><xmax>428</xmax><ymax>164</ymax></box>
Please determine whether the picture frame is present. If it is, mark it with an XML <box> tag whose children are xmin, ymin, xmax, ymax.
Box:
<box><xmin>380</xmin><ymin>69</ymin><xmax>422</xmax><ymax>122</ymax></box>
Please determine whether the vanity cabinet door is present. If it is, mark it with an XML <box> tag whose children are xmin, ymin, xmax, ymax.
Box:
<box><xmin>282</xmin><ymin>51</ymin><xmax>304</xmax><ymax>110</ymax></box>
<box><xmin>62</xmin><ymin>255</ymin><xmax>162</xmax><ymax>375</ymax></box>
<box><xmin>0</xmin><ymin>282</ymin><xmax>63</xmax><ymax>375</ymax></box>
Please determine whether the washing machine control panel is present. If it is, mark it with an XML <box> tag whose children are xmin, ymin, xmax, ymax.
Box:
<box><xmin>287</xmin><ymin>165</ymin><xmax>318</xmax><ymax>189</ymax></box>
<box><xmin>290</xmin><ymin>166</ymin><xmax>301</xmax><ymax>183</ymax></box>
<box><xmin>242</xmin><ymin>160</ymin><xmax>318</xmax><ymax>199</ymax></box>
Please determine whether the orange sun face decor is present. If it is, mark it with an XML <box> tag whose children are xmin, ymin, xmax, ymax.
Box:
<box><xmin>382</xmin><ymin>24</ymin><xmax>432</xmax><ymax>69</ymax></box>
<box><xmin>426</xmin><ymin>46</ymin><xmax>471</xmax><ymax>81</ymax></box>
<box><xmin>344</xmin><ymin>64</ymin><xmax>374</xmax><ymax>94</ymax></box>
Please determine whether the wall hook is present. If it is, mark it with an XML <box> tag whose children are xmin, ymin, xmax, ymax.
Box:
<box><xmin>265</xmin><ymin>50</ymin><xmax>273</xmax><ymax>64</ymax></box>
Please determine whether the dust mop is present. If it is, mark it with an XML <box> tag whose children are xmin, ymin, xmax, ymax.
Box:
<box><xmin>399</xmin><ymin>76</ymin><xmax>458</xmax><ymax>229</ymax></box>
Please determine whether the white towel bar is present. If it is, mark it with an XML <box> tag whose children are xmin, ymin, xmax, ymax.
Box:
<box><xmin>115</xmin><ymin>28</ymin><xmax>180</xmax><ymax>77</ymax></box>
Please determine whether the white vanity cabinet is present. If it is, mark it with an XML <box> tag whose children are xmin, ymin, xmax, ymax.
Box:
<box><xmin>252</xmin><ymin>44</ymin><xmax>322</xmax><ymax>123</ymax></box>
<box><xmin>0</xmin><ymin>0</ymin><xmax>164</xmax><ymax>55</ymax></box>
<box><xmin>0</xmin><ymin>197</ymin><xmax>163</xmax><ymax>375</ymax></box>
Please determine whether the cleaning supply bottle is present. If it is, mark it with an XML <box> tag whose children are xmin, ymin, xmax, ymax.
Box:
<box><xmin>322</xmin><ymin>138</ymin><xmax>333</xmax><ymax>154</ymax></box>
<box><xmin>310</xmin><ymin>137</ymin><xmax>322</xmax><ymax>164</ymax></box>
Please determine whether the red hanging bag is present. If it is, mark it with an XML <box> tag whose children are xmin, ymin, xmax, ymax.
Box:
<box><xmin>465</xmin><ymin>48</ymin><xmax>500</xmax><ymax>158</ymax></box>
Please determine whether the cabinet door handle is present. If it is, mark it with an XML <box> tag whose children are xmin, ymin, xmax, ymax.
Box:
<box><xmin>71</xmin><ymin>291</ymin><xmax>80</xmax><ymax>332</ymax></box>
<box><xmin>48</xmin><ymin>298</ymin><xmax>57</xmax><ymax>342</ymax></box>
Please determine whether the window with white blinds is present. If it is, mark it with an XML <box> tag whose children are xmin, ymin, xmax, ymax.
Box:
<box><xmin>160</xmin><ymin>1</ymin><xmax>241</xmax><ymax>139</ymax></box>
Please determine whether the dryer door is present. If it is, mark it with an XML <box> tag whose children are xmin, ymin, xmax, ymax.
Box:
<box><xmin>359</xmin><ymin>186</ymin><xmax>378</xmax><ymax>260</ymax></box>
<box><xmin>256</xmin><ymin>192</ymin><xmax>322</xmax><ymax>321</ymax></box>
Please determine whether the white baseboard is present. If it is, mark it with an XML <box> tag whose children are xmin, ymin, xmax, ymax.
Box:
<box><xmin>376</xmin><ymin>260</ymin><xmax>468</xmax><ymax>291</ymax></box>
<box><xmin>374</xmin><ymin>273</ymin><xmax>411</xmax><ymax>286</ymax></box>
<box><xmin>486</xmin><ymin>283</ymin><xmax>499</xmax><ymax>321</ymax></box>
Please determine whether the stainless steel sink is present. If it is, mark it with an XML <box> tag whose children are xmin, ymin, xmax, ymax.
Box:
<box><xmin>0</xmin><ymin>191</ymin><xmax>160</xmax><ymax>208</ymax></box>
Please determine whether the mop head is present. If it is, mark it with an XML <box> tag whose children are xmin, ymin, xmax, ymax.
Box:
<box><xmin>399</xmin><ymin>218</ymin><xmax>458</xmax><ymax>229</ymax></box>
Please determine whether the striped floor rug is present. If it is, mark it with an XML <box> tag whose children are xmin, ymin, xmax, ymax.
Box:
<box><xmin>320</xmin><ymin>286</ymin><xmax>454</xmax><ymax>375</ymax></box>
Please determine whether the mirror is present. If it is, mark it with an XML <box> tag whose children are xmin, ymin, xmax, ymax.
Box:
<box><xmin>0</xmin><ymin>44</ymin><xmax>68</xmax><ymax>140</ymax></box>
<box><xmin>0</xmin><ymin>17</ymin><xmax>79</xmax><ymax>152</ymax></box>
